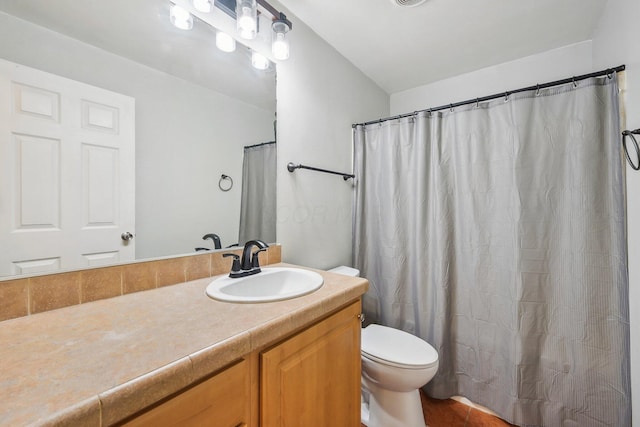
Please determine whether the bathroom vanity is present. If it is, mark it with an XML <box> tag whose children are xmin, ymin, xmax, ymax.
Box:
<box><xmin>123</xmin><ymin>301</ymin><xmax>361</xmax><ymax>426</ymax></box>
<box><xmin>0</xmin><ymin>263</ymin><xmax>368</xmax><ymax>426</ymax></box>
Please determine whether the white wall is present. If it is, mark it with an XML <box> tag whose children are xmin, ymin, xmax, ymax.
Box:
<box><xmin>391</xmin><ymin>41</ymin><xmax>593</xmax><ymax>115</ymax></box>
<box><xmin>592</xmin><ymin>0</ymin><xmax>640</xmax><ymax>424</ymax></box>
<box><xmin>275</xmin><ymin>12</ymin><xmax>389</xmax><ymax>269</ymax></box>
<box><xmin>0</xmin><ymin>12</ymin><xmax>275</xmax><ymax>259</ymax></box>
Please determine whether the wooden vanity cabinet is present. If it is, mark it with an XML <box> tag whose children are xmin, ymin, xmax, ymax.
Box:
<box><xmin>260</xmin><ymin>300</ymin><xmax>362</xmax><ymax>427</ymax></box>
<box><xmin>122</xmin><ymin>358</ymin><xmax>251</xmax><ymax>427</ymax></box>
<box><xmin>122</xmin><ymin>300</ymin><xmax>362</xmax><ymax>427</ymax></box>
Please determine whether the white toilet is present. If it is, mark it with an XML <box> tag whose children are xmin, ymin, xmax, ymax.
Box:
<box><xmin>328</xmin><ymin>266</ymin><xmax>439</xmax><ymax>427</ymax></box>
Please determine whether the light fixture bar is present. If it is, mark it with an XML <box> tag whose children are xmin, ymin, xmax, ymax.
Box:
<box><xmin>256</xmin><ymin>0</ymin><xmax>292</xmax><ymax>29</ymax></box>
<box><xmin>214</xmin><ymin>0</ymin><xmax>237</xmax><ymax>18</ymax></box>
<box><xmin>214</xmin><ymin>0</ymin><xmax>291</xmax><ymax>29</ymax></box>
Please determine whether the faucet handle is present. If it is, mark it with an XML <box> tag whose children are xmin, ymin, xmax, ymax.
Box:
<box><xmin>222</xmin><ymin>253</ymin><xmax>241</xmax><ymax>276</ymax></box>
<box><xmin>251</xmin><ymin>247</ymin><xmax>269</xmax><ymax>269</ymax></box>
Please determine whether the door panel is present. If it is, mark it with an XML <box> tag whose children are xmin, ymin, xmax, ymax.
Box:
<box><xmin>12</xmin><ymin>257</ymin><xmax>61</xmax><ymax>275</ymax></box>
<box><xmin>13</xmin><ymin>82</ymin><xmax>60</xmax><ymax>122</ymax></box>
<box><xmin>82</xmin><ymin>251</ymin><xmax>119</xmax><ymax>267</ymax></box>
<box><xmin>82</xmin><ymin>143</ymin><xmax>118</xmax><ymax>227</ymax></box>
<box><xmin>81</xmin><ymin>99</ymin><xmax>120</xmax><ymax>133</ymax></box>
<box><xmin>15</xmin><ymin>133</ymin><xmax>60</xmax><ymax>229</ymax></box>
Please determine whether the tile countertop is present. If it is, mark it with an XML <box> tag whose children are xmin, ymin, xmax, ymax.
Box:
<box><xmin>0</xmin><ymin>263</ymin><xmax>368</xmax><ymax>426</ymax></box>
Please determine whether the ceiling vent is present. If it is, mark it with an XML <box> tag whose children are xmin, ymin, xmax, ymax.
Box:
<box><xmin>389</xmin><ymin>0</ymin><xmax>427</xmax><ymax>7</ymax></box>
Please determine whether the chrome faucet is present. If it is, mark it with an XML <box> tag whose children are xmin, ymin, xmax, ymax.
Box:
<box><xmin>224</xmin><ymin>240</ymin><xmax>269</xmax><ymax>278</ymax></box>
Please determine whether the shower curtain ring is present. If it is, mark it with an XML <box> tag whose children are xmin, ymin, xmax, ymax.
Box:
<box><xmin>504</xmin><ymin>92</ymin><xmax>509</xmax><ymax>102</ymax></box>
<box><xmin>572</xmin><ymin>77</ymin><xmax>578</xmax><ymax>88</ymax></box>
<box><xmin>475</xmin><ymin>98</ymin><xmax>479</xmax><ymax>108</ymax></box>
<box><xmin>535</xmin><ymin>84</ymin><xmax>540</xmax><ymax>96</ymax></box>
<box><xmin>607</xmin><ymin>70</ymin><xmax>613</xmax><ymax>79</ymax></box>
<box><xmin>449</xmin><ymin>103</ymin><xmax>454</xmax><ymax>112</ymax></box>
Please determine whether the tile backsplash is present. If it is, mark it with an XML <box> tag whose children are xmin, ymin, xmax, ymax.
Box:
<box><xmin>0</xmin><ymin>245</ymin><xmax>282</xmax><ymax>322</ymax></box>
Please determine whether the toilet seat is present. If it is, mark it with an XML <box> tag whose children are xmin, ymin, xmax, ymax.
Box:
<box><xmin>362</xmin><ymin>324</ymin><xmax>438</xmax><ymax>369</ymax></box>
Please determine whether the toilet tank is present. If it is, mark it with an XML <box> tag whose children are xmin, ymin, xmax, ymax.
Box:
<box><xmin>328</xmin><ymin>266</ymin><xmax>360</xmax><ymax>277</ymax></box>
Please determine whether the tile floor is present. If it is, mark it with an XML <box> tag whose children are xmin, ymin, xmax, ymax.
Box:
<box><xmin>361</xmin><ymin>390</ymin><xmax>516</xmax><ymax>427</ymax></box>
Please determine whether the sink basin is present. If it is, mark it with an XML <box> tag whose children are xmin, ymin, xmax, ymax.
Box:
<box><xmin>205</xmin><ymin>267</ymin><xmax>324</xmax><ymax>303</ymax></box>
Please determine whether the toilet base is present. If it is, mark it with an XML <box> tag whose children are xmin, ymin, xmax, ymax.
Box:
<box><xmin>361</xmin><ymin>387</ymin><xmax>426</xmax><ymax>427</ymax></box>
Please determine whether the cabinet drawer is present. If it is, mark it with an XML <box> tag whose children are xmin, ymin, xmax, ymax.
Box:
<box><xmin>123</xmin><ymin>358</ymin><xmax>250</xmax><ymax>427</ymax></box>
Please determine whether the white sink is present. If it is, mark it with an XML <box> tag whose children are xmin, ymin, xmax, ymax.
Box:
<box><xmin>205</xmin><ymin>267</ymin><xmax>324</xmax><ymax>303</ymax></box>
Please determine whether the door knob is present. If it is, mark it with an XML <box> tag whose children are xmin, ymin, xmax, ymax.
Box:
<box><xmin>121</xmin><ymin>232</ymin><xmax>134</xmax><ymax>241</ymax></box>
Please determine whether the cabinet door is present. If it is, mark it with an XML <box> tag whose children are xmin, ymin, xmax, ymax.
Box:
<box><xmin>261</xmin><ymin>301</ymin><xmax>362</xmax><ymax>427</ymax></box>
<box><xmin>123</xmin><ymin>358</ymin><xmax>250</xmax><ymax>427</ymax></box>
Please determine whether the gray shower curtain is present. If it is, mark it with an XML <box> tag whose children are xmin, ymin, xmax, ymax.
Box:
<box><xmin>238</xmin><ymin>141</ymin><xmax>276</xmax><ymax>245</ymax></box>
<box><xmin>352</xmin><ymin>75</ymin><xmax>630</xmax><ymax>426</ymax></box>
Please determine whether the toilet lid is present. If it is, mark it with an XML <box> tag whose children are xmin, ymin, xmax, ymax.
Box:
<box><xmin>361</xmin><ymin>324</ymin><xmax>438</xmax><ymax>368</ymax></box>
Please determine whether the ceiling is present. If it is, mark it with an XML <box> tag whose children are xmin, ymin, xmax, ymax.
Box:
<box><xmin>277</xmin><ymin>0</ymin><xmax>609</xmax><ymax>94</ymax></box>
<box><xmin>0</xmin><ymin>0</ymin><xmax>276</xmax><ymax>110</ymax></box>
<box><xmin>0</xmin><ymin>0</ymin><xmax>610</xmax><ymax>100</ymax></box>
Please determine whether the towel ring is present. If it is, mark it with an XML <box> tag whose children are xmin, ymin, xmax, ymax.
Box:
<box><xmin>219</xmin><ymin>174</ymin><xmax>233</xmax><ymax>191</ymax></box>
<box><xmin>622</xmin><ymin>130</ymin><xmax>640</xmax><ymax>171</ymax></box>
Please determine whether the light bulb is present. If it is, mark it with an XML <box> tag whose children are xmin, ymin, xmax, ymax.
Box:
<box><xmin>236</xmin><ymin>0</ymin><xmax>257</xmax><ymax>39</ymax></box>
<box><xmin>272</xmin><ymin>35</ymin><xmax>289</xmax><ymax>60</ymax></box>
<box><xmin>272</xmin><ymin>21</ymin><xmax>290</xmax><ymax>60</ymax></box>
<box><xmin>170</xmin><ymin>4</ymin><xmax>193</xmax><ymax>30</ymax></box>
<box><xmin>216</xmin><ymin>31</ymin><xmax>236</xmax><ymax>53</ymax></box>
<box><xmin>251</xmin><ymin>51</ymin><xmax>269</xmax><ymax>70</ymax></box>
<box><xmin>192</xmin><ymin>0</ymin><xmax>212</xmax><ymax>13</ymax></box>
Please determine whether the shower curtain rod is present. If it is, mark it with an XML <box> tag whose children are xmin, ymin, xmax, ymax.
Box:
<box><xmin>244</xmin><ymin>140</ymin><xmax>275</xmax><ymax>149</ymax></box>
<box><xmin>352</xmin><ymin>65</ymin><xmax>626</xmax><ymax>128</ymax></box>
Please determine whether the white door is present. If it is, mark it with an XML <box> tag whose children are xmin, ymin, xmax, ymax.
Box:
<box><xmin>0</xmin><ymin>59</ymin><xmax>135</xmax><ymax>276</ymax></box>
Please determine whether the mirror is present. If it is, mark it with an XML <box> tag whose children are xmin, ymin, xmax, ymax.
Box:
<box><xmin>0</xmin><ymin>0</ymin><xmax>276</xmax><ymax>278</ymax></box>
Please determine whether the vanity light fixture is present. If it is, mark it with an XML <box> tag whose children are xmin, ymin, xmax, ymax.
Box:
<box><xmin>169</xmin><ymin>0</ymin><xmax>293</xmax><ymax>65</ymax></box>
<box><xmin>216</xmin><ymin>31</ymin><xmax>236</xmax><ymax>52</ymax></box>
<box><xmin>170</xmin><ymin>4</ymin><xmax>194</xmax><ymax>30</ymax></box>
<box><xmin>236</xmin><ymin>0</ymin><xmax>258</xmax><ymax>39</ymax></box>
<box><xmin>193</xmin><ymin>0</ymin><xmax>213</xmax><ymax>13</ymax></box>
<box><xmin>215</xmin><ymin>0</ymin><xmax>293</xmax><ymax>60</ymax></box>
<box><xmin>271</xmin><ymin>16</ymin><xmax>290</xmax><ymax>60</ymax></box>
<box><xmin>251</xmin><ymin>50</ymin><xmax>270</xmax><ymax>70</ymax></box>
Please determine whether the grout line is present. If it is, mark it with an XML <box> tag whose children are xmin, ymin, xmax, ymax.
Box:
<box><xmin>119</xmin><ymin>267</ymin><xmax>124</xmax><ymax>296</ymax></box>
<box><xmin>26</xmin><ymin>278</ymin><xmax>31</xmax><ymax>315</ymax></box>
<box><xmin>463</xmin><ymin>405</ymin><xmax>471</xmax><ymax>427</ymax></box>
